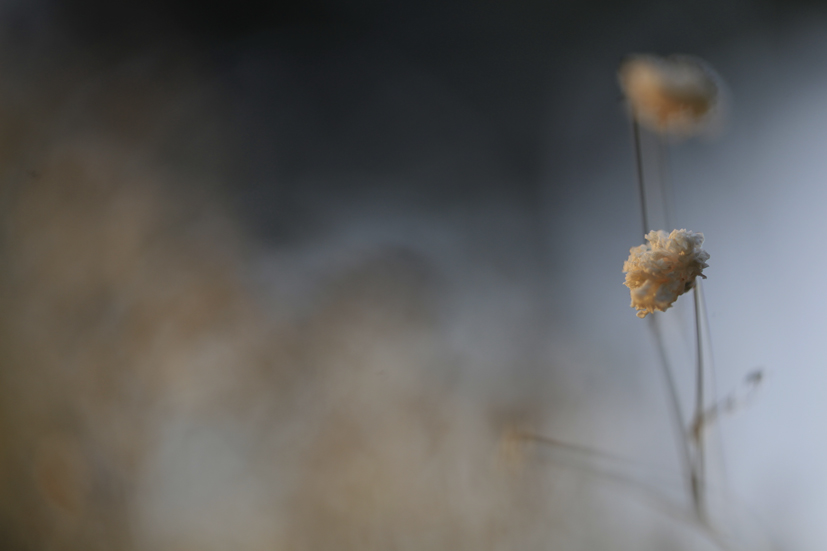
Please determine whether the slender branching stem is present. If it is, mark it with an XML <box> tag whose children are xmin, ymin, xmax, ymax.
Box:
<box><xmin>648</xmin><ymin>315</ymin><xmax>696</xmax><ymax>512</ymax></box>
<box><xmin>630</xmin><ymin>115</ymin><xmax>704</xmax><ymax>521</ymax></box>
<box><xmin>692</xmin><ymin>282</ymin><xmax>707</xmax><ymax>521</ymax></box>
<box><xmin>656</xmin><ymin>134</ymin><xmax>675</xmax><ymax>230</ymax></box>
<box><xmin>632</xmin><ymin>117</ymin><xmax>649</xmax><ymax>236</ymax></box>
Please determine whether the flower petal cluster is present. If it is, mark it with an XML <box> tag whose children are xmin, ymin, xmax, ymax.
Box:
<box><xmin>618</xmin><ymin>55</ymin><xmax>721</xmax><ymax>136</ymax></box>
<box><xmin>623</xmin><ymin>229</ymin><xmax>709</xmax><ymax>318</ymax></box>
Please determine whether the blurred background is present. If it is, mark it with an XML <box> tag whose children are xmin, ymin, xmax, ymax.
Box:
<box><xmin>0</xmin><ymin>0</ymin><xmax>826</xmax><ymax>549</ymax></box>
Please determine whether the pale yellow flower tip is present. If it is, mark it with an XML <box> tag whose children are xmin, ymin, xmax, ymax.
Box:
<box><xmin>623</xmin><ymin>229</ymin><xmax>710</xmax><ymax>318</ymax></box>
<box><xmin>618</xmin><ymin>54</ymin><xmax>722</xmax><ymax>136</ymax></box>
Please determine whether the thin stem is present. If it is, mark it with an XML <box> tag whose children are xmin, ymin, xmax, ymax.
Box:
<box><xmin>632</xmin><ymin>117</ymin><xmax>649</xmax><ymax>236</ymax></box>
<box><xmin>698</xmin><ymin>280</ymin><xmax>730</xmax><ymax>493</ymax></box>
<box><xmin>656</xmin><ymin>134</ymin><xmax>675</xmax><ymax>230</ymax></box>
<box><xmin>648</xmin><ymin>315</ymin><xmax>695</xmax><ymax>513</ymax></box>
<box><xmin>630</xmin><ymin>115</ymin><xmax>702</xmax><ymax>520</ymax></box>
<box><xmin>692</xmin><ymin>283</ymin><xmax>707</xmax><ymax>521</ymax></box>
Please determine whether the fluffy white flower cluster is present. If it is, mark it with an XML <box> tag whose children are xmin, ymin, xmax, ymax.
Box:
<box><xmin>618</xmin><ymin>55</ymin><xmax>721</xmax><ymax>136</ymax></box>
<box><xmin>623</xmin><ymin>229</ymin><xmax>709</xmax><ymax>318</ymax></box>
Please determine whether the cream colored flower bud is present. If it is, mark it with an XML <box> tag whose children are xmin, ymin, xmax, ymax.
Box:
<box><xmin>618</xmin><ymin>55</ymin><xmax>722</xmax><ymax>135</ymax></box>
<box><xmin>623</xmin><ymin>229</ymin><xmax>709</xmax><ymax>318</ymax></box>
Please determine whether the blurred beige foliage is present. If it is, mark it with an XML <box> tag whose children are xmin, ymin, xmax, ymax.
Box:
<box><xmin>0</xmin><ymin>52</ymin><xmax>547</xmax><ymax>551</ymax></box>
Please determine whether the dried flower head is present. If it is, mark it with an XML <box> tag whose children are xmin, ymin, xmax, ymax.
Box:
<box><xmin>623</xmin><ymin>229</ymin><xmax>709</xmax><ymax>318</ymax></box>
<box><xmin>618</xmin><ymin>54</ymin><xmax>721</xmax><ymax>135</ymax></box>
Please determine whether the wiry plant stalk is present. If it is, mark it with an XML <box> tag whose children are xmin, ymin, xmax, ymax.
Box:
<box><xmin>655</xmin><ymin>134</ymin><xmax>675</xmax><ymax>231</ymax></box>
<box><xmin>692</xmin><ymin>282</ymin><xmax>707</xmax><ymax>521</ymax></box>
<box><xmin>630</xmin><ymin>114</ymin><xmax>706</xmax><ymax>521</ymax></box>
<box><xmin>632</xmin><ymin>118</ymin><xmax>650</xmax><ymax>236</ymax></box>
<box><xmin>647</xmin><ymin>314</ymin><xmax>696</xmax><ymax>513</ymax></box>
